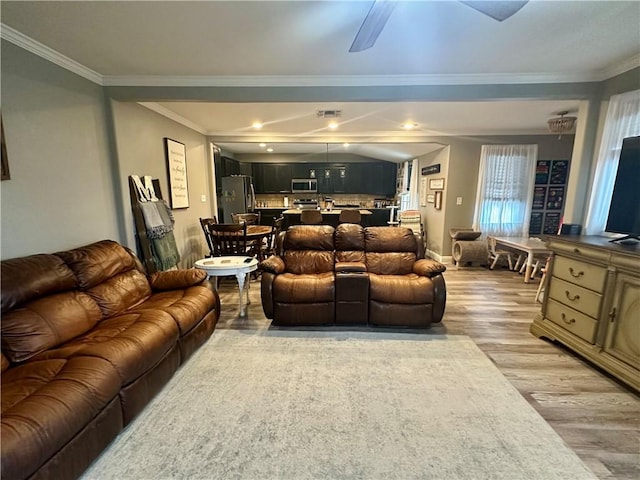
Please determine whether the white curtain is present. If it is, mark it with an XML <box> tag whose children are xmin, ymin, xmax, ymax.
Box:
<box><xmin>473</xmin><ymin>144</ymin><xmax>538</xmax><ymax>237</ymax></box>
<box><xmin>584</xmin><ymin>89</ymin><xmax>640</xmax><ymax>235</ymax></box>
<box><xmin>407</xmin><ymin>158</ymin><xmax>420</xmax><ymax>210</ymax></box>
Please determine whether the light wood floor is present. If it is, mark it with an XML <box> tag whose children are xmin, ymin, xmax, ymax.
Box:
<box><xmin>214</xmin><ymin>265</ymin><xmax>639</xmax><ymax>480</ymax></box>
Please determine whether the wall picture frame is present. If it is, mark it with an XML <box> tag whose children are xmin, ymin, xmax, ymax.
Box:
<box><xmin>1</xmin><ymin>116</ymin><xmax>10</xmax><ymax>181</ymax></box>
<box><xmin>164</xmin><ymin>138</ymin><xmax>189</xmax><ymax>209</ymax></box>
<box><xmin>426</xmin><ymin>193</ymin><xmax>435</xmax><ymax>204</ymax></box>
<box><xmin>429</xmin><ymin>178</ymin><xmax>445</xmax><ymax>190</ymax></box>
<box><xmin>434</xmin><ymin>191</ymin><xmax>443</xmax><ymax>210</ymax></box>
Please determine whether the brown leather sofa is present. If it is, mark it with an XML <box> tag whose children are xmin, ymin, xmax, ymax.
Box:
<box><xmin>260</xmin><ymin>224</ymin><xmax>446</xmax><ymax>327</ymax></box>
<box><xmin>1</xmin><ymin>240</ymin><xmax>220</xmax><ymax>480</ymax></box>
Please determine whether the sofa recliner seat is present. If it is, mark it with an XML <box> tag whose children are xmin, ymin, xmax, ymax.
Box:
<box><xmin>1</xmin><ymin>240</ymin><xmax>220</xmax><ymax>480</ymax></box>
<box><xmin>260</xmin><ymin>224</ymin><xmax>446</xmax><ymax>327</ymax></box>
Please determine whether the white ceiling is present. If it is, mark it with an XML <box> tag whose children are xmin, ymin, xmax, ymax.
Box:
<box><xmin>2</xmin><ymin>1</ymin><xmax>639</xmax><ymax>161</ymax></box>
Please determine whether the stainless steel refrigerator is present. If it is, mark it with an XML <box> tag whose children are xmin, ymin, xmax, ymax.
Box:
<box><xmin>221</xmin><ymin>175</ymin><xmax>256</xmax><ymax>223</ymax></box>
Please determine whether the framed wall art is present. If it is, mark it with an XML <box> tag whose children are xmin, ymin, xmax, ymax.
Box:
<box><xmin>429</xmin><ymin>178</ymin><xmax>445</xmax><ymax>190</ymax></box>
<box><xmin>434</xmin><ymin>191</ymin><xmax>443</xmax><ymax>210</ymax></box>
<box><xmin>164</xmin><ymin>138</ymin><xmax>189</xmax><ymax>209</ymax></box>
<box><xmin>1</xmin><ymin>116</ymin><xmax>10</xmax><ymax>181</ymax></box>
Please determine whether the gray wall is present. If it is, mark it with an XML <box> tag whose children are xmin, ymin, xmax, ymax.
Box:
<box><xmin>110</xmin><ymin>101</ymin><xmax>214</xmax><ymax>267</ymax></box>
<box><xmin>1</xmin><ymin>38</ymin><xmax>634</xmax><ymax>263</ymax></box>
<box><xmin>1</xmin><ymin>41</ymin><xmax>121</xmax><ymax>259</ymax></box>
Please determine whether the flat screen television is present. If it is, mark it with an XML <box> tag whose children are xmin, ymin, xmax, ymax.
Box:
<box><xmin>605</xmin><ymin>135</ymin><xmax>640</xmax><ymax>243</ymax></box>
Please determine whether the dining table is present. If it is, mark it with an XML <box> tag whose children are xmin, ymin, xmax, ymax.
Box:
<box><xmin>493</xmin><ymin>236</ymin><xmax>550</xmax><ymax>283</ymax></box>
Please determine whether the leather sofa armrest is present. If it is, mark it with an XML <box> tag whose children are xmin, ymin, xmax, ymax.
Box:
<box><xmin>413</xmin><ymin>259</ymin><xmax>447</xmax><ymax>277</ymax></box>
<box><xmin>335</xmin><ymin>262</ymin><xmax>367</xmax><ymax>273</ymax></box>
<box><xmin>149</xmin><ymin>269</ymin><xmax>208</xmax><ymax>291</ymax></box>
<box><xmin>260</xmin><ymin>256</ymin><xmax>285</xmax><ymax>274</ymax></box>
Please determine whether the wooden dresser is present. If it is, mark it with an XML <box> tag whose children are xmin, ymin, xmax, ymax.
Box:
<box><xmin>531</xmin><ymin>236</ymin><xmax>640</xmax><ymax>391</ymax></box>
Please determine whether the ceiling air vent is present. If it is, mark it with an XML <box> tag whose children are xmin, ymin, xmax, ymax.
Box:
<box><xmin>316</xmin><ymin>110</ymin><xmax>342</xmax><ymax>118</ymax></box>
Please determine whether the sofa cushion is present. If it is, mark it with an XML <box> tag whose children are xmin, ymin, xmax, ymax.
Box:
<box><xmin>1</xmin><ymin>254</ymin><xmax>77</xmax><ymax>315</ymax></box>
<box><xmin>1</xmin><ymin>292</ymin><xmax>102</xmax><ymax>363</ymax></box>
<box><xmin>369</xmin><ymin>273</ymin><xmax>434</xmax><ymax>304</ymax></box>
<box><xmin>1</xmin><ymin>356</ymin><xmax>120</xmax><ymax>480</ymax></box>
<box><xmin>283</xmin><ymin>225</ymin><xmax>335</xmax><ymax>251</ymax></box>
<box><xmin>283</xmin><ymin>251</ymin><xmax>335</xmax><ymax>274</ymax></box>
<box><xmin>31</xmin><ymin>311</ymin><xmax>179</xmax><ymax>385</ymax></box>
<box><xmin>86</xmin><ymin>269</ymin><xmax>152</xmax><ymax>318</ymax></box>
<box><xmin>273</xmin><ymin>272</ymin><xmax>334</xmax><ymax>303</ymax></box>
<box><xmin>366</xmin><ymin>252</ymin><xmax>417</xmax><ymax>275</ymax></box>
<box><xmin>132</xmin><ymin>285</ymin><xmax>217</xmax><ymax>336</ymax></box>
<box><xmin>365</xmin><ymin>227</ymin><xmax>417</xmax><ymax>253</ymax></box>
<box><xmin>55</xmin><ymin>240</ymin><xmax>137</xmax><ymax>289</ymax></box>
<box><xmin>149</xmin><ymin>269</ymin><xmax>207</xmax><ymax>291</ymax></box>
<box><xmin>57</xmin><ymin>241</ymin><xmax>152</xmax><ymax>317</ymax></box>
<box><xmin>335</xmin><ymin>224</ymin><xmax>365</xmax><ymax>251</ymax></box>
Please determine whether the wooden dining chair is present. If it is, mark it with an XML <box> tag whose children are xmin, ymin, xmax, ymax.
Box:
<box><xmin>206</xmin><ymin>222</ymin><xmax>248</xmax><ymax>256</ymax></box>
<box><xmin>300</xmin><ymin>209</ymin><xmax>322</xmax><ymax>225</ymax></box>
<box><xmin>231</xmin><ymin>212</ymin><xmax>261</xmax><ymax>225</ymax></box>
<box><xmin>262</xmin><ymin>215</ymin><xmax>285</xmax><ymax>259</ymax></box>
<box><xmin>338</xmin><ymin>209</ymin><xmax>361</xmax><ymax>224</ymax></box>
<box><xmin>199</xmin><ymin>216</ymin><xmax>218</xmax><ymax>257</ymax></box>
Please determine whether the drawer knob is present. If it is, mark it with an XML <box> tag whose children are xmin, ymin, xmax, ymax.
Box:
<box><xmin>568</xmin><ymin>267</ymin><xmax>584</xmax><ymax>278</ymax></box>
<box><xmin>573</xmin><ymin>248</ymin><xmax>581</xmax><ymax>254</ymax></box>
<box><xmin>565</xmin><ymin>290</ymin><xmax>580</xmax><ymax>301</ymax></box>
<box><xmin>561</xmin><ymin>313</ymin><xmax>576</xmax><ymax>325</ymax></box>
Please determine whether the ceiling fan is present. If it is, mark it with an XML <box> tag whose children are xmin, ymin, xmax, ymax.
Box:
<box><xmin>349</xmin><ymin>0</ymin><xmax>529</xmax><ymax>52</ymax></box>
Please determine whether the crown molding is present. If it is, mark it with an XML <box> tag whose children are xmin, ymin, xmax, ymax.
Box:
<box><xmin>1</xmin><ymin>23</ymin><xmax>104</xmax><ymax>85</ymax></box>
<box><xmin>598</xmin><ymin>53</ymin><xmax>640</xmax><ymax>80</ymax></box>
<box><xmin>3</xmin><ymin>23</ymin><xmax>636</xmax><ymax>90</ymax></box>
<box><xmin>102</xmin><ymin>72</ymin><xmax>601</xmax><ymax>88</ymax></box>
<box><xmin>137</xmin><ymin>103</ymin><xmax>207</xmax><ymax>135</ymax></box>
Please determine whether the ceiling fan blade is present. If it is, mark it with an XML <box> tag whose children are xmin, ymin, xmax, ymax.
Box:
<box><xmin>349</xmin><ymin>0</ymin><xmax>397</xmax><ymax>53</ymax></box>
<box><xmin>460</xmin><ymin>1</ymin><xmax>528</xmax><ymax>21</ymax></box>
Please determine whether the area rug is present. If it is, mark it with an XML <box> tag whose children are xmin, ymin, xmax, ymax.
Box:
<box><xmin>81</xmin><ymin>330</ymin><xmax>596</xmax><ymax>480</ymax></box>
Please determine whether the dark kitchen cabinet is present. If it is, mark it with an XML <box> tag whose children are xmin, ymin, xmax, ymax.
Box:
<box><xmin>214</xmin><ymin>156</ymin><xmax>240</xmax><ymax>194</ymax></box>
<box><xmin>249</xmin><ymin>160</ymin><xmax>396</xmax><ymax>195</ymax></box>
<box><xmin>314</xmin><ymin>164</ymin><xmax>346</xmax><ymax>194</ymax></box>
<box><xmin>364</xmin><ymin>162</ymin><xmax>396</xmax><ymax>196</ymax></box>
<box><xmin>252</xmin><ymin>163</ymin><xmax>292</xmax><ymax>193</ymax></box>
<box><xmin>291</xmin><ymin>163</ymin><xmax>316</xmax><ymax>179</ymax></box>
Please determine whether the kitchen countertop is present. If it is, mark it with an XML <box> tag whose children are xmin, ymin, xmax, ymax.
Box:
<box><xmin>282</xmin><ymin>209</ymin><xmax>372</xmax><ymax>215</ymax></box>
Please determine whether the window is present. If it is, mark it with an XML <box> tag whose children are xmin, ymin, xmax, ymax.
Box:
<box><xmin>584</xmin><ymin>89</ymin><xmax>640</xmax><ymax>235</ymax></box>
<box><xmin>473</xmin><ymin>145</ymin><xmax>538</xmax><ymax>237</ymax></box>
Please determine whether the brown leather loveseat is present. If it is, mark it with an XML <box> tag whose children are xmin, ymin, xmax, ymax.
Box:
<box><xmin>1</xmin><ymin>240</ymin><xmax>220</xmax><ymax>480</ymax></box>
<box><xmin>260</xmin><ymin>224</ymin><xmax>446</xmax><ymax>327</ymax></box>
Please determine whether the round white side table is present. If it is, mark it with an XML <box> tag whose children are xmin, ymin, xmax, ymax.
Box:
<box><xmin>195</xmin><ymin>256</ymin><xmax>258</xmax><ymax>317</ymax></box>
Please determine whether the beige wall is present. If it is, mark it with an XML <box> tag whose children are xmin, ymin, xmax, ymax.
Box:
<box><xmin>110</xmin><ymin>101</ymin><xmax>215</xmax><ymax>268</ymax></box>
<box><xmin>417</xmin><ymin>135</ymin><xmax>575</xmax><ymax>260</ymax></box>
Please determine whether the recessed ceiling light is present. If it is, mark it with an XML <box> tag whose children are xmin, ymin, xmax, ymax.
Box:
<box><xmin>343</xmin><ymin>143</ymin><xmax>350</xmax><ymax>148</ymax></box>
<box><xmin>328</xmin><ymin>122</ymin><xmax>339</xmax><ymax>129</ymax></box>
<box><xmin>401</xmin><ymin>122</ymin><xmax>418</xmax><ymax>130</ymax></box>
<box><xmin>259</xmin><ymin>143</ymin><xmax>267</xmax><ymax>147</ymax></box>
<box><xmin>266</xmin><ymin>147</ymin><xmax>274</xmax><ymax>153</ymax></box>
<box><xmin>252</xmin><ymin>122</ymin><xmax>263</xmax><ymax>129</ymax></box>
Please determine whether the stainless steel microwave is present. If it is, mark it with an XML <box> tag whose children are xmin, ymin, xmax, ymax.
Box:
<box><xmin>291</xmin><ymin>178</ymin><xmax>317</xmax><ymax>193</ymax></box>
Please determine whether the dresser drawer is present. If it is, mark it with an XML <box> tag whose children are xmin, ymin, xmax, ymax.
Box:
<box><xmin>548</xmin><ymin>240</ymin><xmax>611</xmax><ymax>263</ymax></box>
<box><xmin>546</xmin><ymin>299</ymin><xmax>597</xmax><ymax>343</ymax></box>
<box><xmin>548</xmin><ymin>276</ymin><xmax>602</xmax><ymax>319</ymax></box>
<box><xmin>553</xmin><ymin>255</ymin><xmax>607</xmax><ymax>293</ymax></box>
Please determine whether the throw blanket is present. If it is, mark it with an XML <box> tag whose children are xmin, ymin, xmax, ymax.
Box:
<box><xmin>139</xmin><ymin>201</ymin><xmax>174</xmax><ymax>240</ymax></box>
<box><xmin>139</xmin><ymin>199</ymin><xmax>179</xmax><ymax>270</ymax></box>
<box><xmin>151</xmin><ymin>232</ymin><xmax>180</xmax><ymax>271</ymax></box>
